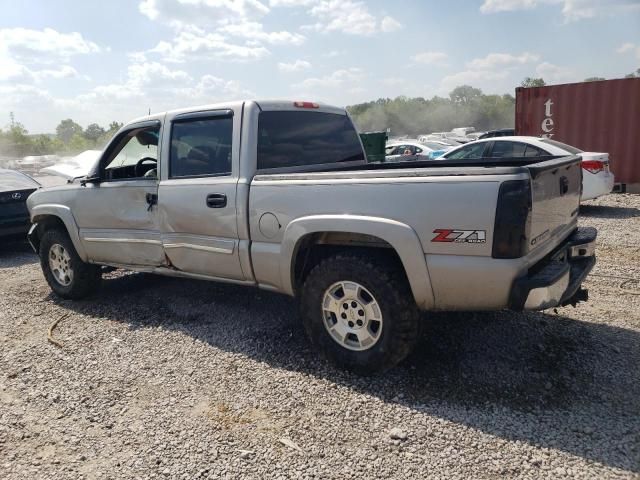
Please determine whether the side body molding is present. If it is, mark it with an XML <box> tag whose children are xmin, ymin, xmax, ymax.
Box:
<box><xmin>30</xmin><ymin>204</ymin><xmax>88</xmax><ymax>261</ymax></box>
<box><xmin>280</xmin><ymin>215</ymin><xmax>435</xmax><ymax>310</ymax></box>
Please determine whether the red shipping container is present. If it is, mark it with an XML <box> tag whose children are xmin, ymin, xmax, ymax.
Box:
<box><xmin>515</xmin><ymin>78</ymin><xmax>640</xmax><ymax>185</ymax></box>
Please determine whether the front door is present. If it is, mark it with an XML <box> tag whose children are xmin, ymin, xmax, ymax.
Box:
<box><xmin>73</xmin><ymin>121</ymin><xmax>164</xmax><ymax>267</ymax></box>
<box><xmin>157</xmin><ymin>110</ymin><xmax>244</xmax><ymax>280</ymax></box>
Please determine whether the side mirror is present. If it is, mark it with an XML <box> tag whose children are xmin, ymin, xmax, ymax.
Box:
<box><xmin>80</xmin><ymin>175</ymin><xmax>101</xmax><ymax>187</ymax></box>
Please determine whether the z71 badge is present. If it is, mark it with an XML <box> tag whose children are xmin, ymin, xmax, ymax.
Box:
<box><xmin>432</xmin><ymin>229</ymin><xmax>487</xmax><ymax>244</ymax></box>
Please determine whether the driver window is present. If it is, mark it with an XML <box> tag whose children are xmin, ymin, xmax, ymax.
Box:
<box><xmin>103</xmin><ymin>127</ymin><xmax>159</xmax><ymax>181</ymax></box>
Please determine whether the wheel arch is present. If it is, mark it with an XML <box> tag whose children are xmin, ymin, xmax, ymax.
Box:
<box><xmin>30</xmin><ymin>205</ymin><xmax>87</xmax><ymax>261</ymax></box>
<box><xmin>281</xmin><ymin>215</ymin><xmax>434</xmax><ymax>310</ymax></box>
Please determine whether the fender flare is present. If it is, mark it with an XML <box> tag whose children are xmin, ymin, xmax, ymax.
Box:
<box><xmin>31</xmin><ymin>204</ymin><xmax>88</xmax><ymax>261</ymax></box>
<box><xmin>280</xmin><ymin>214</ymin><xmax>434</xmax><ymax>310</ymax></box>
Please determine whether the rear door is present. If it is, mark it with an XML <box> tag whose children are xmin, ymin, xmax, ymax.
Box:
<box><xmin>157</xmin><ymin>109</ymin><xmax>245</xmax><ymax>280</ymax></box>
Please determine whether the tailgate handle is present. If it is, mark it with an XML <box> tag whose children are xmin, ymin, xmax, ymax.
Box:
<box><xmin>559</xmin><ymin>176</ymin><xmax>569</xmax><ymax>196</ymax></box>
<box><xmin>206</xmin><ymin>193</ymin><xmax>227</xmax><ymax>208</ymax></box>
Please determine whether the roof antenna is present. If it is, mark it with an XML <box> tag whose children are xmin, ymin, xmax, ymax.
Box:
<box><xmin>148</xmin><ymin>108</ymin><xmax>151</xmax><ymax>115</ymax></box>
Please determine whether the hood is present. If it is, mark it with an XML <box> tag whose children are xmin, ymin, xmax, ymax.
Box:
<box><xmin>0</xmin><ymin>168</ymin><xmax>40</xmax><ymax>192</ymax></box>
<box><xmin>40</xmin><ymin>150</ymin><xmax>102</xmax><ymax>180</ymax></box>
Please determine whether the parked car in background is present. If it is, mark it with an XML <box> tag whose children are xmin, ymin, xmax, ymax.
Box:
<box><xmin>385</xmin><ymin>140</ymin><xmax>453</xmax><ymax>161</ymax></box>
<box><xmin>439</xmin><ymin>136</ymin><xmax>614</xmax><ymax>201</ymax></box>
<box><xmin>15</xmin><ymin>155</ymin><xmax>59</xmax><ymax>175</ymax></box>
<box><xmin>451</xmin><ymin>127</ymin><xmax>475</xmax><ymax>137</ymax></box>
<box><xmin>478</xmin><ymin>128</ymin><xmax>515</xmax><ymax>139</ymax></box>
<box><xmin>0</xmin><ymin>168</ymin><xmax>40</xmax><ymax>240</ymax></box>
<box><xmin>40</xmin><ymin>150</ymin><xmax>102</xmax><ymax>181</ymax></box>
<box><xmin>421</xmin><ymin>133</ymin><xmax>465</xmax><ymax>145</ymax></box>
<box><xmin>466</xmin><ymin>132</ymin><xmax>486</xmax><ymax>141</ymax></box>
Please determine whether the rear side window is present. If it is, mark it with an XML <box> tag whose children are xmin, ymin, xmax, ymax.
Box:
<box><xmin>491</xmin><ymin>141</ymin><xmax>550</xmax><ymax>158</ymax></box>
<box><xmin>170</xmin><ymin>116</ymin><xmax>233</xmax><ymax>178</ymax></box>
<box><xmin>257</xmin><ymin>111</ymin><xmax>365</xmax><ymax>170</ymax></box>
<box><xmin>445</xmin><ymin>142</ymin><xmax>487</xmax><ymax>160</ymax></box>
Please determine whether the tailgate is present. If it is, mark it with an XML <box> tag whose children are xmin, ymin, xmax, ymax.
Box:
<box><xmin>527</xmin><ymin>155</ymin><xmax>582</xmax><ymax>253</ymax></box>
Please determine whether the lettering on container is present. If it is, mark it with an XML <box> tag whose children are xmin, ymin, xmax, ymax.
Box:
<box><xmin>541</xmin><ymin>99</ymin><xmax>554</xmax><ymax>138</ymax></box>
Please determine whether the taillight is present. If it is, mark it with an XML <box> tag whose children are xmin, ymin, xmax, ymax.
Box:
<box><xmin>294</xmin><ymin>101</ymin><xmax>319</xmax><ymax>109</ymax></box>
<box><xmin>492</xmin><ymin>180</ymin><xmax>532</xmax><ymax>259</ymax></box>
<box><xmin>582</xmin><ymin>160</ymin><xmax>604</xmax><ymax>174</ymax></box>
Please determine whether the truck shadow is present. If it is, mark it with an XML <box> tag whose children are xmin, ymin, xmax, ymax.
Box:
<box><xmin>0</xmin><ymin>239</ymin><xmax>38</xmax><ymax>268</ymax></box>
<box><xmin>580</xmin><ymin>204</ymin><xmax>640</xmax><ymax>219</ymax></box>
<box><xmin>52</xmin><ymin>272</ymin><xmax>639</xmax><ymax>473</ymax></box>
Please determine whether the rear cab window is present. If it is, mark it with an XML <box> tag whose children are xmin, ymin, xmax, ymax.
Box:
<box><xmin>257</xmin><ymin>111</ymin><xmax>365</xmax><ymax>171</ymax></box>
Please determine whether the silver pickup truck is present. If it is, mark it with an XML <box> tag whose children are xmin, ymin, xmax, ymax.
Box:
<box><xmin>27</xmin><ymin>100</ymin><xmax>596</xmax><ymax>373</ymax></box>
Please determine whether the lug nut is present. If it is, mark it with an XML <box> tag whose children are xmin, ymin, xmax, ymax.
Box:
<box><xmin>348</xmin><ymin>321</ymin><xmax>355</xmax><ymax>328</ymax></box>
<box><xmin>351</xmin><ymin>301</ymin><xmax>357</xmax><ymax>308</ymax></box>
<box><xmin>341</xmin><ymin>313</ymin><xmax>347</xmax><ymax>319</ymax></box>
<box><xmin>356</xmin><ymin>320</ymin><xmax>363</xmax><ymax>326</ymax></box>
<box><xmin>343</xmin><ymin>303</ymin><xmax>349</xmax><ymax>309</ymax></box>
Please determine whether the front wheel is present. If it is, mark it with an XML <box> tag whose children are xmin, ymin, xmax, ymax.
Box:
<box><xmin>300</xmin><ymin>253</ymin><xmax>420</xmax><ymax>374</ymax></box>
<box><xmin>39</xmin><ymin>228</ymin><xmax>101</xmax><ymax>299</ymax></box>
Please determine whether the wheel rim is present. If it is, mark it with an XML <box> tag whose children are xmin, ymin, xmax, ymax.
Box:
<box><xmin>48</xmin><ymin>243</ymin><xmax>73</xmax><ymax>287</ymax></box>
<box><xmin>322</xmin><ymin>281</ymin><xmax>383</xmax><ymax>351</ymax></box>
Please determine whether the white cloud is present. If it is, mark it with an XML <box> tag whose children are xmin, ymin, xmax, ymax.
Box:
<box><xmin>143</xmin><ymin>29</ymin><xmax>270</xmax><ymax>62</ymax></box>
<box><xmin>467</xmin><ymin>52</ymin><xmax>539</xmax><ymax>69</ymax></box>
<box><xmin>278</xmin><ymin>60</ymin><xmax>312</xmax><ymax>72</ymax></box>
<box><xmin>309</xmin><ymin>0</ymin><xmax>377</xmax><ymax>35</ymax></box>
<box><xmin>412</xmin><ymin>51</ymin><xmax>448</xmax><ymax>66</ymax></box>
<box><xmin>480</xmin><ymin>0</ymin><xmax>537</xmax><ymax>13</ymax></box>
<box><xmin>617</xmin><ymin>42</ymin><xmax>640</xmax><ymax>60</ymax></box>
<box><xmin>139</xmin><ymin>0</ymin><xmax>270</xmax><ymax>27</ymax></box>
<box><xmin>380</xmin><ymin>16</ymin><xmax>402</xmax><ymax>33</ymax></box>
<box><xmin>480</xmin><ymin>0</ymin><xmax>640</xmax><ymax>22</ymax></box>
<box><xmin>74</xmin><ymin>61</ymin><xmax>252</xmax><ymax>117</ymax></box>
<box><xmin>0</xmin><ymin>28</ymin><xmax>90</xmax><ymax>86</ymax></box>
<box><xmin>294</xmin><ymin>67</ymin><xmax>364</xmax><ymax>89</ymax></box>
<box><xmin>441</xmin><ymin>69</ymin><xmax>509</xmax><ymax>91</ymax></box>
<box><xmin>268</xmin><ymin>0</ymin><xmax>315</xmax><ymax>5</ymax></box>
<box><xmin>323</xmin><ymin>50</ymin><xmax>344</xmax><ymax>58</ymax></box>
<box><xmin>381</xmin><ymin>77</ymin><xmax>406</xmax><ymax>86</ymax></box>
<box><xmin>535</xmin><ymin>61</ymin><xmax>574</xmax><ymax>82</ymax></box>
<box><xmin>219</xmin><ymin>21</ymin><xmax>305</xmax><ymax>45</ymax></box>
<box><xmin>137</xmin><ymin>0</ymin><xmax>305</xmax><ymax>63</ymax></box>
<box><xmin>33</xmin><ymin>66</ymin><xmax>79</xmax><ymax>81</ymax></box>
<box><xmin>0</xmin><ymin>28</ymin><xmax>100</xmax><ymax>63</ymax></box>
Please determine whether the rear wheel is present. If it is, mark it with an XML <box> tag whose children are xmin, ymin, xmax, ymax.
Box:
<box><xmin>39</xmin><ymin>228</ymin><xmax>101</xmax><ymax>299</ymax></box>
<box><xmin>300</xmin><ymin>253</ymin><xmax>420</xmax><ymax>374</ymax></box>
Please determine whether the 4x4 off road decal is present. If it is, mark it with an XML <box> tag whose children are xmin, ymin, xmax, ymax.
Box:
<box><xmin>432</xmin><ymin>229</ymin><xmax>487</xmax><ymax>244</ymax></box>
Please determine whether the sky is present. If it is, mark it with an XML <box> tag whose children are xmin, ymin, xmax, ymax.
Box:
<box><xmin>1</xmin><ymin>0</ymin><xmax>639</xmax><ymax>133</ymax></box>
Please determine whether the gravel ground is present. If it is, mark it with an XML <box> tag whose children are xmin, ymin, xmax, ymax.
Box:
<box><xmin>1</xmin><ymin>193</ymin><xmax>639</xmax><ymax>479</ymax></box>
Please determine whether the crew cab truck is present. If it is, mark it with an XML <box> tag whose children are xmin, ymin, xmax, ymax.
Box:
<box><xmin>27</xmin><ymin>100</ymin><xmax>597</xmax><ymax>373</ymax></box>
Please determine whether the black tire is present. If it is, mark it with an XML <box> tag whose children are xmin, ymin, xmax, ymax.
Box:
<box><xmin>39</xmin><ymin>228</ymin><xmax>101</xmax><ymax>299</ymax></box>
<box><xmin>300</xmin><ymin>253</ymin><xmax>420</xmax><ymax>374</ymax></box>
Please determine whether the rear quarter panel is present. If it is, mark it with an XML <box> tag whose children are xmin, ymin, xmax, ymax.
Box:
<box><xmin>249</xmin><ymin>169</ymin><xmax>541</xmax><ymax>310</ymax></box>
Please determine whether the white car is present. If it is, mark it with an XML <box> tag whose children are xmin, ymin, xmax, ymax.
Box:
<box><xmin>385</xmin><ymin>140</ymin><xmax>453</xmax><ymax>161</ymax></box>
<box><xmin>439</xmin><ymin>136</ymin><xmax>614</xmax><ymax>201</ymax></box>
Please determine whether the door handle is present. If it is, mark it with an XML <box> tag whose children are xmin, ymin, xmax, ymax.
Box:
<box><xmin>206</xmin><ymin>193</ymin><xmax>227</xmax><ymax>208</ymax></box>
<box><xmin>146</xmin><ymin>193</ymin><xmax>158</xmax><ymax>211</ymax></box>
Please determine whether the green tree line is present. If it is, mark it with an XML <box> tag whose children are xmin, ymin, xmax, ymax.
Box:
<box><xmin>348</xmin><ymin>72</ymin><xmax>639</xmax><ymax>136</ymax></box>
<box><xmin>0</xmin><ymin>115</ymin><xmax>123</xmax><ymax>158</ymax></box>
<box><xmin>347</xmin><ymin>85</ymin><xmax>516</xmax><ymax>136</ymax></box>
